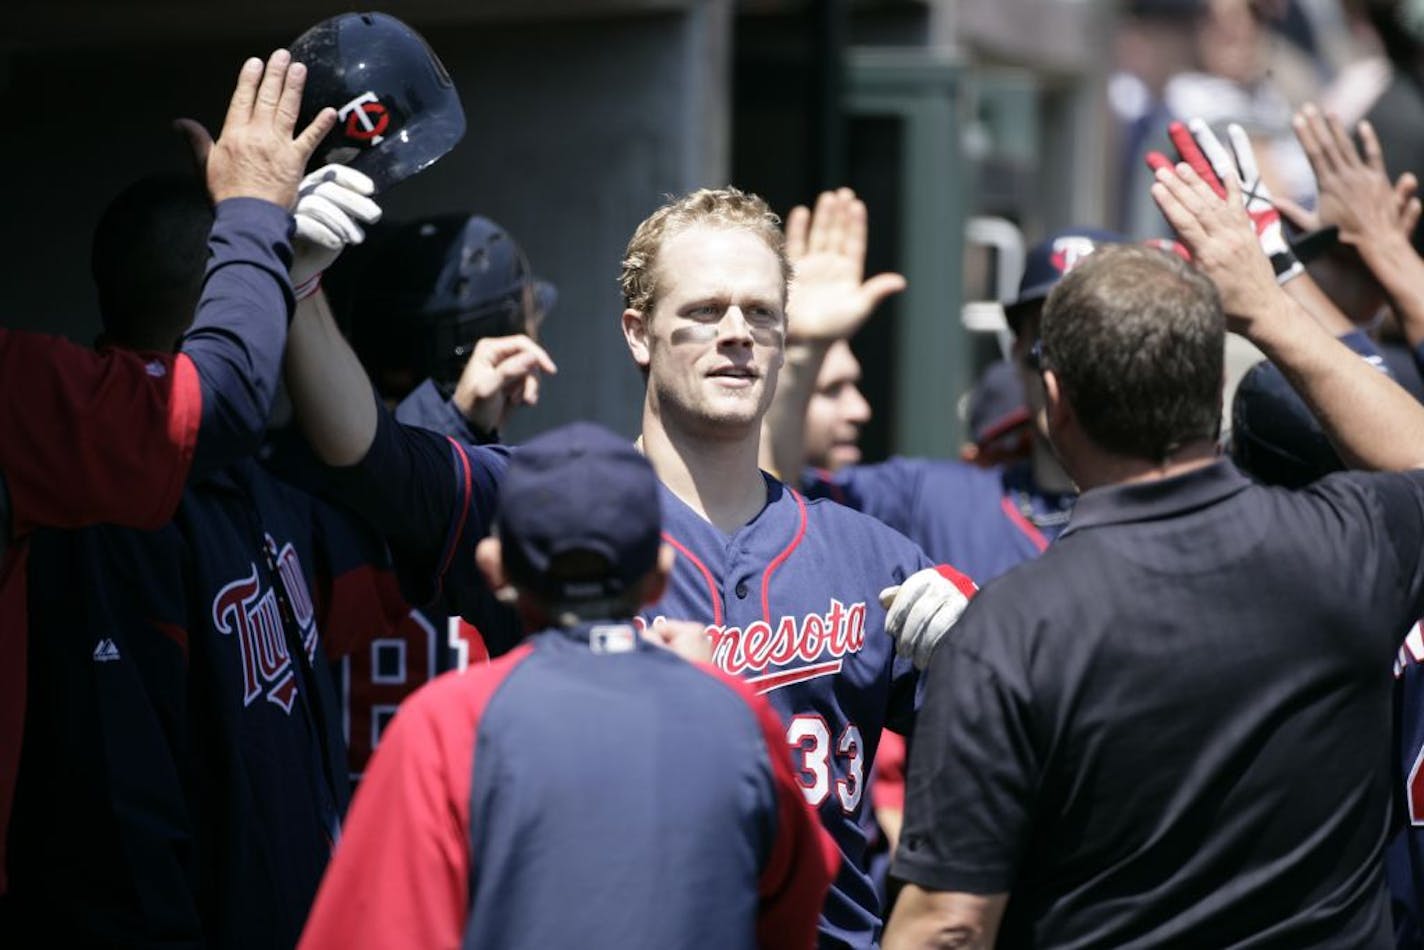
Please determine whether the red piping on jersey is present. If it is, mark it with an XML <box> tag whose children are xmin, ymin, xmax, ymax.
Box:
<box><xmin>439</xmin><ymin>438</ymin><xmax>475</xmax><ymax>583</ymax></box>
<box><xmin>761</xmin><ymin>489</ymin><xmax>808</xmax><ymax>623</ymax></box>
<box><xmin>999</xmin><ymin>495</ymin><xmax>1049</xmax><ymax>553</ymax></box>
<box><xmin>662</xmin><ymin>532</ymin><xmax>723</xmax><ymax>626</ymax></box>
<box><xmin>153</xmin><ymin>621</ymin><xmax>190</xmax><ymax>660</ymax></box>
<box><xmin>749</xmin><ymin>658</ymin><xmax>843</xmax><ymax>694</ymax></box>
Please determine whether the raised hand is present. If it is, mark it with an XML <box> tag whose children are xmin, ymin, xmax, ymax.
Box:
<box><xmin>1150</xmin><ymin>160</ymin><xmax>1282</xmax><ymax>335</ymax></box>
<box><xmin>1283</xmin><ymin>105</ymin><xmax>1422</xmax><ymax>252</ymax></box>
<box><xmin>176</xmin><ymin>50</ymin><xmax>337</xmax><ymax>208</ymax></box>
<box><xmin>452</xmin><ymin>334</ymin><xmax>559</xmax><ymax>434</ymax></box>
<box><xmin>784</xmin><ymin>187</ymin><xmax>906</xmax><ymax>342</ymax></box>
<box><xmin>1148</xmin><ymin>120</ymin><xmax>1303</xmax><ymax>283</ymax></box>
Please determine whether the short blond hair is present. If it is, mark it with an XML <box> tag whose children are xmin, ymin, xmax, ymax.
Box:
<box><xmin>619</xmin><ymin>187</ymin><xmax>790</xmax><ymax>314</ymax></box>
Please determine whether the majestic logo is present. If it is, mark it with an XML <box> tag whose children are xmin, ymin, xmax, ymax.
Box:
<box><xmin>92</xmin><ymin>639</ymin><xmax>121</xmax><ymax>663</ymax></box>
<box><xmin>212</xmin><ymin>537</ymin><xmax>319</xmax><ymax>713</ymax></box>
<box><xmin>1049</xmin><ymin>236</ymin><xmax>1100</xmax><ymax>278</ymax></box>
<box><xmin>338</xmin><ymin>91</ymin><xmax>390</xmax><ymax>144</ymax></box>
<box><xmin>637</xmin><ymin>599</ymin><xmax>867</xmax><ymax>693</ymax></box>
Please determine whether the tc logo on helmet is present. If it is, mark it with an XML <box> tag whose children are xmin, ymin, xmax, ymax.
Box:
<box><xmin>338</xmin><ymin>91</ymin><xmax>390</xmax><ymax>145</ymax></box>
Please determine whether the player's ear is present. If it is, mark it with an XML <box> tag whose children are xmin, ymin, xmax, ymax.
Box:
<box><xmin>622</xmin><ymin>308</ymin><xmax>652</xmax><ymax>369</ymax></box>
<box><xmin>475</xmin><ymin>537</ymin><xmax>517</xmax><ymax>603</ymax></box>
<box><xmin>1042</xmin><ymin>369</ymin><xmax>1072</xmax><ymax>434</ymax></box>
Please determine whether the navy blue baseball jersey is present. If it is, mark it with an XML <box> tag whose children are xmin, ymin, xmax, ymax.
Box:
<box><xmin>634</xmin><ymin>476</ymin><xmax>931</xmax><ymax>948</ymax></box>
<box><xmin>804</xmin><ymin>458</ymin><xmax>1074</xmax><ymax>585</ymax></box>
<box><xmin>319</xmin><ymin>397</ymin><xmax>942</xmax><ymax>947</ymax></box>
<box><xmin>9</xmin><ymin>457</ymin><xmax>404</xmax><ymax>948</ymax></box>
<box><xmin>300</xmin><ymin>623</ymin><xmax>838</xmax><ymax>950</ymax></box>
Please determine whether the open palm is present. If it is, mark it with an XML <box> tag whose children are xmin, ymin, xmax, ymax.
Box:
<box><xmin>785</xmin><ymin>188</ymin><xmax>906</xmax><ymax>342</ymax></box>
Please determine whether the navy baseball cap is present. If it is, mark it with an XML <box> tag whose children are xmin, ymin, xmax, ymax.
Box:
<box><xmin>967</xmin><ymin>359</ymin><xmax>1030</xmax><ymax>449</ymax></box>
<box><xmin>497</xmin><ymin>422</ymin><xmax>662</xmax><ymax>603</ymax></box>
<box><xmin>1005</xmin><ymin>228</ymin><xmax>1127</xmax><ymax>334</ymax></box>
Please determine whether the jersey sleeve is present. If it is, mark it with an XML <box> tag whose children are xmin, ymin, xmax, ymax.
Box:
<box><xmin>298</xmin><ymin>648</ymin><xmax>533</xmax><ymax>950</ymax></box>
<box><xmin>891</xmin><ymin>606</ymin><xmax>1037</xmax><ymax>895</ymax></box>
<box><xmin>0</xmin><ymin>333</ymin><xmax>195</xmax><ymax>538</ymax></box>
<box><xmin>182</xmin><ymin>197</ymin><xmax>296</xmax><ymax>478</ymax></box>
<box><xmin>808</xmin><ymin>459</ymin><xmax>923</xmax><ymax>535</ymax></box>
<box><xmin>1356</xmin><ymin>471</ymin><xmax>1424</xmax><ymax>626</ymax></box>
<box><xmin>702</xmin><ymin>666</ymin><xmax>839</xmax><ymax>950</ymax></box>
<box><xmin>321</xmin><ymin>395</ymin><xmax>510</xmax><ymax>610</ymax></box>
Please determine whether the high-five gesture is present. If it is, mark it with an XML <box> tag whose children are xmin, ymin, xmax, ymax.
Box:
<box><xmin>1279</xmin><ymin>105</ymin><xmax>1422</xmax><ymax>251</ymax></box>
<box><xmin>784</xmin><ymin>187</ymin><xmax>906</xmax><ymax>341</ymax></box>
<box><xmin>1150</xmin><ymin>161</ymin><xmax>1282</xmax><ymax>334</ymax></box>
<box><xmin>1148</xmin><ymin>120</ymin><xmax>1303</xmax><ymax>284</ymax></box>
<box><xmin>175</xmin><ymin>50</ymin><xmax>337</xmax><ymax>208</ymax></box>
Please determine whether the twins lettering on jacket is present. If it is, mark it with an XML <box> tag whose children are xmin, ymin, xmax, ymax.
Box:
<box><xmin>637</xmin><ymin>599</ymin><xmax>867</xmax><ymax>693</ymax></box>
<box><xmin>211</xmin><ymin>535</ymin><xmax>320</xmax><ymax>713</ymax></box>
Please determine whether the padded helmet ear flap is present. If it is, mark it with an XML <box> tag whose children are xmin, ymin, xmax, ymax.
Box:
<box><xmin>291</xmin><ymin>12</ymin><xmax>465</xmax><ymax>193</ymax></box>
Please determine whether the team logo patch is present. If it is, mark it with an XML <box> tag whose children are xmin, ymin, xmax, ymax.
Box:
<box><xmin>337</xmin><ymin>91</ymin><xmax>390</xmax><ymax>145</ymax></box>
<box><xmin>638</xmin><ymin>599</ymin><xmax>866</xmax><ymax>693</ymax></box>
<box><xmin>211</xmin><ymin>536</ymin><xmax>319</xmax><ymax>713</ymax></box>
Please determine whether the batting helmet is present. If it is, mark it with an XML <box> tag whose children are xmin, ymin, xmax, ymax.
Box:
<box><xmin>290</xmin><ymin>12</ymin><xmax>465</xmax><ymax>193</ymax></box>
<box><xmin>354</xmin><ymin>214</ymin><xmax>556</xmax><ymax>391</ymax></box>
<box><xmin>1231</xmin><ymin>359</ymin><xmax>1343</xmax><ymax>488</ymax></box>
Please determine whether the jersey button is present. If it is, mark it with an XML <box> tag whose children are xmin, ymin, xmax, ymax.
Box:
<box><xmin>735</xmin><ymin>581</ymin><xmax>749</xmax><ymax>599</ymax></box>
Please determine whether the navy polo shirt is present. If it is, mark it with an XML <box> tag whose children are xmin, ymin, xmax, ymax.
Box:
<box><xmin>895</xmin><ymin>459</ymin><xmax>1424</xmax><ymax>948</ymax></box>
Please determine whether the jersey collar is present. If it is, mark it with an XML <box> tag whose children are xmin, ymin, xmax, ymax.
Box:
<box><xmin>1058</xmin><ymin>458</ymin><xmax>1251</xmax><ymax>539</ymax></box>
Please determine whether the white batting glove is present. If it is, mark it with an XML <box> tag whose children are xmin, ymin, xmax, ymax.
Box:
<box><xmin>879</xmin><ymin>565</ymin><xmax>977</xmax><ymax>670</ymax></box>
<box><xmin>291</xmin><ymin>164</ymin><xmax>383</xmax><ymax>299</ymax></box>
<box><xmin>1185</xmin><ymin>120</ymin><xmax>1304</xmax><ymax>284</ymax></box>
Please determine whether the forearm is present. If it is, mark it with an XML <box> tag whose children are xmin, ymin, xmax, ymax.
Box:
<box><xmin>1282</xmin><ymin>272</ymin><xmax>1356</xmax><ymax>337</ymax></box>
<box><xmin>1359</xmin><ymin>233</ymin><xmax>1424</xmax><ymax>351</ymax></box>
<box><xmin>760</xmin><ymin>340</ymin><xmax>830</xmax><ymax>482</ymax></box>
<box><xmin>181</xmin><ymin>198</ymin><xmax>296</xmax><ymax>477</ymax></box>
<box><xmin>882</xmin><ymin>886</ymin><xmax>1004</xmax><ymax>950</ymax></box>
<box><xmin>1243</xmin><ymin>293</ymin><xmax>1424</xmax><ymax>470</ymax></box>
<box><xmin>286</xmin><ymin>289</ymin><xmax>379</xmax><ymax>467</ymax></box>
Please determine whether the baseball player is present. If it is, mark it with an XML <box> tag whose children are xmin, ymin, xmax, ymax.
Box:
<box><xmin>279</xmin><ymin>182</ymin><xmax>975</xmax><ymax>948</ymax></box>
<box><xmin>337</xmin><ymin>212</ymin><xmax>557</xmax><ymax>778</ymax></box>
<box><xmin>298</xmin><ymin>422</ymin><xmax>838</xmax><ymax>950</ymax></box>
<box><xmin>0</xmin><ymin>49</ymin><xmax>334</xmax><ymax>901</ymax></box>
<box><xmin>5</xmin><ymin>160</ymin><xmax>405</xmax><ymax>947</ymax></box>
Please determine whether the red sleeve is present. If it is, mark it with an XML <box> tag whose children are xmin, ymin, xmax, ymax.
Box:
<box><xmin>298</xmin><ymin>645</ymin><xmax>534</xmax><ymax>950</ymax></box>
<box><xmin>0</xmin><ymin>331</ymin><xmax>201</xmax><ymax>538</ymax></box>
<box><xmin>699</xmin><ymin>665</ymin><xmax>840</xmax><ymax>950</ymax></box>
<box><xmin>871</xmin><ymin>729</ymin><xmax>907</xmax><ymax>812</ymax></box>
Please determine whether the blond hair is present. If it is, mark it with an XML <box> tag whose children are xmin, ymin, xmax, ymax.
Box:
<box><xmin>619</xmin><ymin>187</ymin><xmax>790</xmax><ymax>314</ymax></box>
